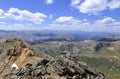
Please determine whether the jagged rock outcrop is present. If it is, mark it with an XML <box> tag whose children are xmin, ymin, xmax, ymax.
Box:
<box><xmin>0</xmin><ymin>38</ymin><xmax>110</xmax><ymax>79</ymax></box>
<box><xmin>1</xmin><ymin>56</ymin><xmax>110</xmax><ymax>79</ymax></box>
<box><xmin>0</xmin><ymin>38</ymin><xmax>45</xmax><ymax>76</ymax></box>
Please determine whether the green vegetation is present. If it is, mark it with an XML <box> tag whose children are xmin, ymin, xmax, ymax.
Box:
<box><xmin>78</xmin><ymin>56</ymin><xmax>120</xmax><ymax>79</ymax></box>
<box><xmin>33</xmin><ymin>40</ymin><xmax>120</xmax><ymax>79</ymax></box>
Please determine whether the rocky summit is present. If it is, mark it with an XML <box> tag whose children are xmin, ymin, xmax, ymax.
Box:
<box><xmin>0</xmin><ymin>38</ymin><xmax>45</xmax><ymax>76</ymax></box>
<box><xmin>0</xmin><ymin>39</ymin><xmax>110</xmax><ymax>79</ymax></box>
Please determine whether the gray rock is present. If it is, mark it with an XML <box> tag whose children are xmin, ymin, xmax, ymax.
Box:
<box><xmin>0</xmin><ymin>39</ymin><xmax>111</xmax><ymax>79</ymax></box>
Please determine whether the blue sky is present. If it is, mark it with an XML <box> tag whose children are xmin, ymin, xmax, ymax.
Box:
<box><xmin>0</xmin><ymin>0</ymin><xmax>120</xmax><ymax>32</ymax></box>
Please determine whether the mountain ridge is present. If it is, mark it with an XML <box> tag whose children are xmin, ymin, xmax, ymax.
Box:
<box><xmin>0</xmin><ymin>38</ymin><xmax>45</xmax><ymax>76</ymax></box>
<box><xmin>0</xmin><ymin>38</ymin><xmax>110</xmax><ymax>79</ymax></box>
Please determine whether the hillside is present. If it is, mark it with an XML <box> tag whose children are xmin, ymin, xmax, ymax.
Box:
<box><xmin>33</xmin><ymin>40</ymin><xmax>120</xmax><ymax>79</ymax></box>
<box><xmin>0</xmin><ymin>38</ymin><xmax>110</xmax><ymax>79</ymax></box>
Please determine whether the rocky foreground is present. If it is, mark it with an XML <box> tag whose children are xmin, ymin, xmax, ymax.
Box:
<box><xmin>0</xmin><ymin>39</ymin><xmax>110</xmax><ymax>79</ymax></box>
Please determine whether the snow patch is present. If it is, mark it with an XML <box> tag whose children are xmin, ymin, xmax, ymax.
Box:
<box><xmin>11</xmin><ymin>63</ymin><xmax>19</xmax><ymax>70</ymax></box>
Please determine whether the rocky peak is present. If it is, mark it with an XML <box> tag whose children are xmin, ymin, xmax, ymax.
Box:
<box><xmin>1</xmin><ymin>55</ymin><xmax>110</xmax><ymax>79</ymax></box>
<box><xmin>0</xmin><ymin>38</ymin><xmax>110</xmax><ymax>79</ymax></box>
<box><xmin>0</xmin><ymin>38</ymin><xmax>45</xmax><ymax>76</ymax></box>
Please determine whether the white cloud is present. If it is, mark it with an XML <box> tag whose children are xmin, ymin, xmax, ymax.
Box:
<box><xmin>0</xmin><ymin>9</ymin><xmax>4</xmax><ymax>17</ymax></box>
<box><xmin>49</xmin><ymin>16</ymin><xmax>91</xmax><ymax>30</ymax></box>
<box><xmin>0</xmin><ymin>15</ymin><xmax>120</xmax><ymax>32</ymax></box>
<box><xmin>70</xmin><ymin>0</ymin><xmax>120</xmax><ymax>15</ymax></box>
<box><xmin>54</xmin><ymin>16</ymin><xmax>81</xmax><ymax>26</ymax></box>
<box><xmin>94</xmin><ymin>17</ymin><xmax>120</xmax><ymax>28</ymax></box>
<box><xmin>83</xmin><ymin>19</ymin><xmax>88</xmax><ymax>22</ymax></box>
<box><xmin>49</xmin><ymin>16</ymin><xmax>120</xmax><ymax>32</ymax></box>
<box><xmin>45</xmin><ymin>0</ymin><xmax>54</xmax><ymax>4</ymax></box>
<box><xmin>95</xmin><ymin>17</ymin><xmax>115</xmax><ymax>24</ymax></box>
<box><xmin>0</xmin><ymin>8</ymin><xmax>47</xmax><ymax>24</ymax></box>
<box><xmin>79</xmin><ymin>0</ymin><xmax>107</xmax><ymax>15</ymax></box>
<box><xmin>93</xmin><ymin>17</ymin><xmax>120</xmax><ymax>32</ymax></box>
<box><xmin>71</xmin><ymin>0</ymin><xmax>81</xmax><ymax>7</ymax></box>
<box><xmin>108</xmin><ymin>0</ymin><xmax>120</xmax><ymax>9</ymax></box>
<box><xmin>0</xmin><ymin>22</ymin><xmax>6</xmax><ymax>25</ymax></box>
<box><xmin>56</xmin><ymin>16</ymin><xmax>74</xmax><ymax>22</ymax></box>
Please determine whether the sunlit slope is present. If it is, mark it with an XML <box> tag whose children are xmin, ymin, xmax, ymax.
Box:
<box><xmin>33</xmin><ymin>40</ymin><xmax>120</xmax><ymax>79</ymax></box>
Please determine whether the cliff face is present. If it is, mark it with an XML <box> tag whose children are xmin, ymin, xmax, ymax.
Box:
<box><xmin>0</xmin><ymin>38</ymin><xmax>45</xmax><ymax>76</ymax></box>
<box><xmin>0</xmin><ymin>38</ymin><xmax>110</xmax><ymax>79</ymax></box>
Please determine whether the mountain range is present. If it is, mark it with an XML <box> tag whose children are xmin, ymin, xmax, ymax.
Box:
<box><xmin>0</xmin><ymin>30</ymin><xmax>119</xmax><ymax>45</ymax></box>
<box><xmin>0</xmin><ymin>30</ymin><xmax>120</xmax><ymax>79</ymax></box>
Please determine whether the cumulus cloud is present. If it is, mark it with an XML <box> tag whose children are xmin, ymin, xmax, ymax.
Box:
<box><xmin>54</xmin><ymin>16</ymin><xmax>82</xmax><ymax>26</ymax></box>
<box><xmin>108</xmin><ymin>0</ymin><xmax>120</xmax><ymax>9</ymax></box>
<box><xmin>0</xmin><ymin>9</ymin><xmax>4</xmax><ymax>17</ymax></box>
<box><xmin>49</xmin><ymin>16</ymin><xmax>120</xmax><ymax>32</ymax></box>
<box><xmin>95</xmin><ymin>17</ymin><xmax>115</xmax><ymax>24</ymax></box>
<box><xmin>0</xmin><ymin>8</ymin><xmax>47</xmax><ymax>24</ymax></box>
<box><xmin>45</xmin><ymin>0</ymin><xmax>54</xmax><ymax>4</ymax></box>
<box><xmin>71</xmin><ymin>0</ymin><xmax>81</xmax><ymax>7</ymax></box>
<box><xmin>79</xmin><ymin>0</ymin><xmax>107</xmax><ymax>15</ymax></box>
<box><xmin>56</xmin><ymin>16</ymin><xmax>74</xmax><ymax>22</ymax></box>
<box><xmin>49</xmin><ymin>16</ymin><xmax>91</xmax><ymax>30</ymax></box>
<box><xmin>92</xmin><ymin>17</ymin><xmax>120</xmax><ymax>32</ymax></box>
<box><xmin>82</xmin><ymin>17</ymin><xmax>120</xmax><ymax>32</ymax></box>
<box><xmin>70</xmin><ymin>0</ymin><xmax>120</xmax><ymax>15</ymax></box>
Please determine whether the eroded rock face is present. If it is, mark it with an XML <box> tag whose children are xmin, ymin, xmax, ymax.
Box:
<box><xmin>0</xmin><ymin>38</ymin><xmax>45</xmax><ymax>76</ymax></box>
<box><xmin>2</xmin><ymin>56</ymin><xmax>110</xmax><ymax>79</ymax></box>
